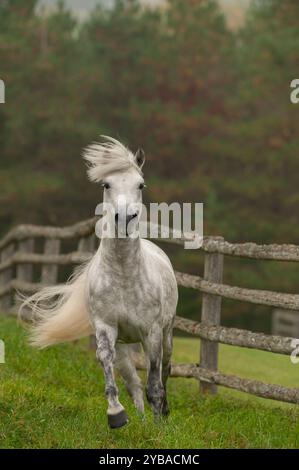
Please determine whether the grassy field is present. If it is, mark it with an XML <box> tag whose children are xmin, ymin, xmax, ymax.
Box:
<box><xmin>0</xmin><ymin>315</ymin><xmax>298</xmax><ymax>449</ymax></box>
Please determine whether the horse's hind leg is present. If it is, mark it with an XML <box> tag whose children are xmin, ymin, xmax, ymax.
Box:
<box><xmin>143</xmin><ymin>327</ymin><xmax>165</xmax><ymax>419</ymax></box>
<box><xmin>95</xmin><ymin>322</ymin><xmax>129</xmax><ymax>429</ymax></box>
<box><xmin>115</xmin><ymin>343</ymin><xmax>144</xmax><ymax>415</ymax></box>
<box><xmin>161</xmin><ymin>328</ymin><xmax>173</xmax><ymax>416</ymax></box>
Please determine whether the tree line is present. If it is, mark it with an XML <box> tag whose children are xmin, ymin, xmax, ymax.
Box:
<box><xmin>0</xmin><ymin>0</ymin><xmax>298</xmax><ymax>329</ymax></box>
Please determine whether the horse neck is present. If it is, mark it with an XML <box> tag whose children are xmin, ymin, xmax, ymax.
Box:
<box><xmin>100</xmin><ymin>237</ymin><xmax>142</xmax><ymax>273</ymax></box>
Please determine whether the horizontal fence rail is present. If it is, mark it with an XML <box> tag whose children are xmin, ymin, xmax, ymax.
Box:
<box><xmin>174</xmin><ymin>316</ymin><xmax>295</xmax><ymax>355</ymax></box>
<box><xmin>2</xmin><ymin>217</ymin><xmax>299</xmax><ymax>261</ymax></box>
<box><xmin>1</xmin><ymin>253</ymin><xmax>298</xmax><ymax>310</ymax></box>
<box><xmin>0</xmin><ymin>251</ymin><xmax>91</xmax><ymax>273</ymax></box>
<box><xmin>0</xmin><ymin>217</ymin><xmax>298</xmax><ymax>406</ymax></box>
<box><xmin>0</xmin><ymin>218</ymin><xmax>98</xmax><ymax>251</ymax></box>
<box><xmin>175</xmin><ymin>271</ymin><xmax>299</xmax><ymax>310</ymax></box>
<box><xmin>133</xmin><ymin>358</ymin><xmax>299</xmax><ymax>405</ymax></box>
<box><xmin>169</xmin><ymin>364</ymin><xmax>299</xmax><ymax>405</ymax></box>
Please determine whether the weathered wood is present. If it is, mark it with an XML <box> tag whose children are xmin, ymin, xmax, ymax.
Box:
<box><xmin>201</xmin><ymin>237</ymin><xmax>299</xmax><ymax>262</ymax></box>
<box><xmin>147</xmin><ymin>228</ymin><xmax>299</xmax><ymax>262</ymax></box>
<box><xmin>0</xmin><ymin>244</ymin><xmax>14</xmax><ymax>311</ymax></box>
<box><xmin>0</xmin><ymin>280</ymin><xmax>44</xmax><ymax>319</ymax></box>
<box><xmin>175</xmin><ymin>271</ymin><xmax>299</xmax><ymax>310</ymax></box>
<box><xmin>78</xmin><ymin>235</ymin><xmax>95</xmax><ymax>254</ymax></box>
<box><xmin>272</xmin><ymin>323</ymin><xmax>297</xmax><ymax>337</ymax></box>
<box><xmin>41</xmin><ymin>239</ymin><xmax>61</xmax><ymax>285</ymax></box>
<box><xmin>0</xmin><ymin>251</ymin><xmax>91</xmax><ymax>273</ymax></box>
<box><xmin>159</xmin><ymin>232</ymin><xmax>299</xmax><ymax>262</ymax></box>
<box><xmin>0</xmin><ymin>216</ymin><xmax>299</xmax><ymax>407</ymax></box>
<box><xmin>174</xmin><ymin>316</ymin><xmax>296</xmax><ymax>355</ymax></box>
<box><xmin>272</xmin><ymin>310</ymin><xmax>299</xmax><ymax>324</ymax></box>
<box><xmin>272</xmin><ymin>308</ymin><xmax>299</xmax><ymax>338</ymax></box>
<box><xmin>169</xmin><ymin>364</ymin><xmax>299</xmax><ymax>405</ymax></box>
<box><xmin>16</xmin><ymin>239</ymin><xmax>34</xmax><ymax>282</ymax></box>
<box><xmin>133</xmin><ymin>357</ymin><xmax>299</xmax><ymax>405</ymax></box>
<box><xmin>0</xmin><ymin>280</ymin><xmax>43</xmax><ymax>299</ymax></box>
<box><xmin>1</xmin><ymin>254</ymin><xmax>299</xmax><ymax>310</ymax></box>
<box><xmin>3</xmin><ymin>218</ymin><xmax>299</xmax><ymax>262</ymax></box>
<box><xmin>0</xmin><ymin>217</ymin><xmax>98</xmax><ymax>251</ymax></box>
<box><xmin>4</xmin><ymin>294</ymin><xmax>294</xmax><ymax>356</ymax></box>
<box><xmin>15</xmin><ymin>239</ymin><xmax>34</xmax><ymax>310</ymax></box>
<box><xmin>200</xmin><ymin>252</ymin><xmax>224</xmax><ymax>394</ymax></box>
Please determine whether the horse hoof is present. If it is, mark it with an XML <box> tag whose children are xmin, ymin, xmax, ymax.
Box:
<box><xmin>108</xmin><ymin>410</ymin><xmax>129</xmax><ymax>429</ymax></box>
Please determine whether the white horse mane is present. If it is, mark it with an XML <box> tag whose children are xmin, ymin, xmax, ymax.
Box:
<box><xmin>83</xmin><ymin>136</ymin><xmax>143</xmax><ymax>182</ymax></box>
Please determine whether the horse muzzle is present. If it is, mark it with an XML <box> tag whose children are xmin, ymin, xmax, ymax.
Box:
<box><xmin>115</xmin><ymin>212</ymin><xmax>138</xmax><ymax>237</ymax></box>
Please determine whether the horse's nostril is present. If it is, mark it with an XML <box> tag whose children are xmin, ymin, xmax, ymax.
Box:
<box><xmin>126</xmin><ymin>213</ymin><xmax>138</xmax><ymax>226</ymax></box>
<box><xmin>115</xmin><ymin>213</ymin><xmax>137</xmax><ymax>226</ymax></box>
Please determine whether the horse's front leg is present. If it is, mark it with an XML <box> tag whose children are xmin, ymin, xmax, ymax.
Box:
<box><xmin>95</xmin><ymin>322</ymin><xmax>128</xmax><ymax>429</ymax></box>
<box><xmin>143</xmin><ymin>326</ymin><xmax>165</xmax><ymax>419</ymax></box>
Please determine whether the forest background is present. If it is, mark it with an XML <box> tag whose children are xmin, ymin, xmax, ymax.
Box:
<box><xmin>0</xmin><ymin>0</ymin><xmax>298</xmax><ymax>332</ymax></box>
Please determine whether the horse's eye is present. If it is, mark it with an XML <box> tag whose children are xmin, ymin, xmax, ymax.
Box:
<box><xmin>102</xmin><ymin>182</ymin><xmax>110</xmax><ymax>190</ymax></box>
<box><xmin>139</xmin><ymin>183</ymin><xmax>146</xmax><ymax>190</ymax></box>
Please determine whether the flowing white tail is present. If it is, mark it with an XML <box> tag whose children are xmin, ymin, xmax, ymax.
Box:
<box><xmin>19</xmin><ymin>263</ymin><xmax>93</xmax><ymax>349</ymax></box>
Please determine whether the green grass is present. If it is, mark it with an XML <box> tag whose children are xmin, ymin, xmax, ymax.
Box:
<box><xmin>0</xmin><ymin>316</ymin><xmax>299</xmax><ymax>449</ymax></box>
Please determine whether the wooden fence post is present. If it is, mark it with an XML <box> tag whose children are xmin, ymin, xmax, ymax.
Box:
<box><xmin>78</xmin><ymin>234</ymin><xmax>95</xmax><ymax>254</ymax></box>
<box><xmin>41</xmin><ymin>239</ymin><xmax>60</xmax><ymax>285</ymax></box>
<box><xmin>200</xmin><ymin>250</ymin><xmax>224</xmax><ymax>395</ymax></box>
<box><xmin>15</xmin><ymin>239</ymin><xmax>34</xmax><ymax>310</ymax></box>
<box><xmin>0</xmin><ymin>243</ymin><xmax>14</xmax><ymax>312</ymax></box>
<box><xmin>17</xmin><ymin>239</ymin><xmax>34</xmax><ymax>283</ymax></box>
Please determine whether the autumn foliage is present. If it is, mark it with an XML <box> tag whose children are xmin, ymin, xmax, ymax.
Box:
<box><xmin>0</xmin><ymin>0</ymin><xmax>298</xmax><ymax>329</ymax></box>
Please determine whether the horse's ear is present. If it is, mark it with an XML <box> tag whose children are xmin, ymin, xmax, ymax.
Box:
<box><xmin>135</xmin><ymin>148</ymin><xmax>145</xmax><ymax>168</ymax></box>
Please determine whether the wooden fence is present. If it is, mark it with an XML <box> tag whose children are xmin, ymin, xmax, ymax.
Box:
<box><xmin>272</xmin><ymin>308</ymin><xmax>299</xmax><ymax>338</ymax></box>
<box><xmin>0</xmin><ymin>217</ymin><xmax>299</xmax><ymax>405</ymax></box>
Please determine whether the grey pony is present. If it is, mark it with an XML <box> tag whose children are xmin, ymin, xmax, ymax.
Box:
<box><xmin>21</xmin><ymin>136</ymin><xmax>178</xmax><ymax>428</ymax></box>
